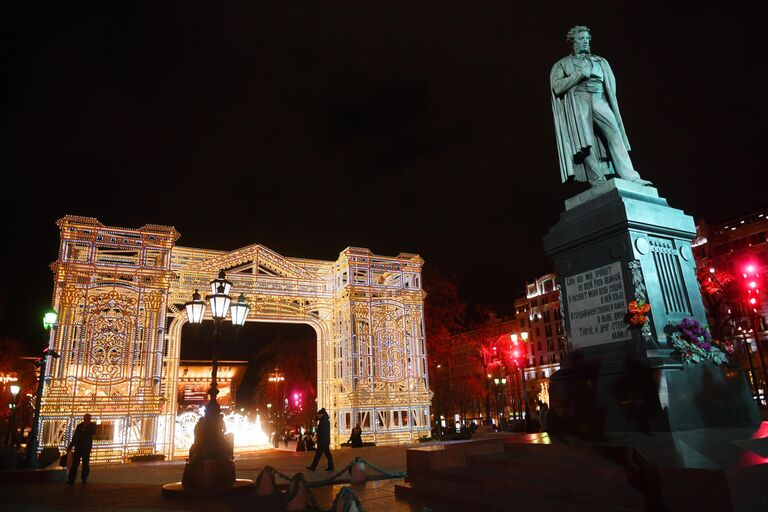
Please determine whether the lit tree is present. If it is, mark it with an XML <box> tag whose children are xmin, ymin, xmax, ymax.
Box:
<box><xmin>422</xmin><ymin>267</ymin><xmax>466</xmax><ymax>434</ymax></box>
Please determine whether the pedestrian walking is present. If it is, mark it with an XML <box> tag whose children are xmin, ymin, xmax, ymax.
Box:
<box><xmin>66</xmin><ymin>413</ymin><xmax>97</xmax><ymax>485</ymax></box>
<box><xmin>305</xmin><ymin>408</ymin><xmax>334</xmax><ymax>472</ymax></box>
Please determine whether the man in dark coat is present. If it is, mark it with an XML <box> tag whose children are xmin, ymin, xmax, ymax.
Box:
<box><xmin>67</xmin><ymin>413</ymin><xmax>97</xmax><ymax>484</ymax></box>
<box><xmin>305</xmin><ymin>408</ymin><xmax>334</xmax><ymax>471</ymax></box>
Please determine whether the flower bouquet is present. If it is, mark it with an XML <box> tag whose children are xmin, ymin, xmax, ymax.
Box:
<box><xmin>624</xmin><ymin>300</ymin><xmax>650</xmax><ymax>329</ymax></box>
<box><xmin>668</xmin><ymin>317</ymin><xmax>732</xmax><ymax>365</ymax></box>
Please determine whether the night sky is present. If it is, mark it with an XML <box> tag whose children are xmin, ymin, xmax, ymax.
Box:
<box><xmin>2</xmin><ymin>3</ymin><xmax>766</xmax><ymax>348</ymax></box>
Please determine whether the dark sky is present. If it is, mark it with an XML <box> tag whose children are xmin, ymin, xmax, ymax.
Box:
<box><xmin>2</xmin><ymin>3</ymin><xmax>766</xmax><ymax>347</ymax></box>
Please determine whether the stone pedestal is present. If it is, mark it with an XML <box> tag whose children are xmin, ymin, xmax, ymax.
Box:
<box><xmin>181</xmin><ymin>458</ymin><xmax>236</xmax><ymax>486</ymax></box>
<box><xmin>543</xmin><ymin>179</ymin><xmax>759</xmax><ymax>436</ymax></box>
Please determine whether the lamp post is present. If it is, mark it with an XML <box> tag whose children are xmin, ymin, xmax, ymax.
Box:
<box><xmin>25</xmin><ymin>310</ymin><xmax>59</xmax><ymax>468</ymax></box>
<box><xmin>493</xmin><ymin>377</ymin><xmax>507</xmax><ymax>428</ymax></box>
<box><xmin>268</xmin><ymin>368</ymin><xmax>285</xmax><ymax>447</ymax></box>
<box><xmin>511</xmin><ymin>332</ymin><xmax>530</xmax><ymax>432</ymax></box>
<box><xmin>6</xmin><ymin>384</ymin><xmax>21</xmax><ymax>447</ymax></box>
<box><xmin>484</xmin><ymin>373</ymin><xmax>493</xmax><ymax>426</ymax></box>
<box><xmin>176</xmin><ymin>271</ymin><xmax>251</xmax><ymax>489</ymax></box>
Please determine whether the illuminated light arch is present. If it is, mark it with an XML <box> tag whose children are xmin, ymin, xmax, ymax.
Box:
<box><xmin>40</xmin><ymin>216</ymin><xmax>432</xmax><ymax>462</ymax></box>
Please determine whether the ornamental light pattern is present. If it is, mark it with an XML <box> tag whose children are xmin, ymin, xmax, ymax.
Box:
<box><xmin>39</xmin><ymin>216</ymin><xmax>432</xmax><ymax>462</ymax></box>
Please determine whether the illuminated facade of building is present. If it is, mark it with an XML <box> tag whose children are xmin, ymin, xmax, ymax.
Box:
<box><xmin>513</xmin><ymin>273</ymin><xmax>568</xmax><ymax>404</ymax></box>
<box><xmin>692</xmin><ymin>209</ymin><xmax>768</xmax><ymax>395</ymax></box>
<box><xmin>441</xmin><ymin>274</ymin><xmax>567</xmax><ymax>424</ymax></box>
<box><xmin>39</xmin><ymin>216</ymin><xmax>431</xmax><ymax>462</ymax></box>
<box><xmin>693</xmin><ymin>209</ymin><xmax>768</xmax><ymax>321</ymax></box>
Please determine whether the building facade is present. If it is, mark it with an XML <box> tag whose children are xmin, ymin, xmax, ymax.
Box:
<box><xmin>693</xmin><ymin>209</ymin><xmax>768</xmax><ymax>398</ymax></box>
<box><xmin>439</xmin><ymin>273</ymin><xmax>567</xmax><ymax>426</ymax></box>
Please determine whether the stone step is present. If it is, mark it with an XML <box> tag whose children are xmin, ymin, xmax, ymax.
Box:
<box><xmin>502</xmin><ymin>441</ymin><xmax>632</xmax><ymax>461</ymax></box>
<box><xmin>431</xmin><ymin>466</ymin><xmax>645</xmax><ymax>509</ymax></box>
<box><xmin>467</xmin><ymin>452</ymin><xmax>633</xmax><ymax>481</ymax></box>
<box><xmin>396</xmin><ymin>477</ymin><xmax>643</xmax><ymax>512</ymax></box>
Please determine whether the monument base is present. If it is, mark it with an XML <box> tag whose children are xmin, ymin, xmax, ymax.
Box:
<box><xmin>548</xmin><ymin>359</ymin><xmax>760</xmax><ymax>438</ymax></box>
<box><xmin>161</xmin><ymin>478</ymin><xmax>255</xmax><ymax>498</ymax></box>
<box><xmin>181</xmin><ymin>458</ymin><xmax>236</xmax><ymax>486</ymax></box>
<box><xmin>543</xmin><ymin>178</ymin><xmax>760</xmax><ymax>438</ymax></box>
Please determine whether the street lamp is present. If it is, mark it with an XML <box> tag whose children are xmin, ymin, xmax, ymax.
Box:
<box><xmin>485</xmin><ymin>373</ymin><xmax>493</xmax><ymax>426</ymax></box>
<box><xmin>492</xmin><ymin>377</ymin><xmax>507</xmax><ymax>428</ymax></box>
<box><xmin>26</xmin><ymin>310</ymin><xmax>59</xmax><ymax>468</ymax></box>
<box><xmin>268</xmin><ymin>368</ymin><xmax>285</xmax><ymax>447</ymax></box>
<box><xmin>511</xmin><ymin>331</ymin><xmax>531</xmax><ymax>432</ymax></box>
<box><xmin>6</xmin><ymin>384</ymin><xmax>21</xmax><ymax>447</ymax></box>
<box><xmin>178</xmin><ymin>270</ymin><xmax>250</xmax><ymax>488</ymax></box>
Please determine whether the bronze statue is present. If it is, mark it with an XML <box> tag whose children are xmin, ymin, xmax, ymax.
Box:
<box><xmin>550</xmin><ymin>26</ymin><xmax>652</xmax><ymax>187</ymax></box>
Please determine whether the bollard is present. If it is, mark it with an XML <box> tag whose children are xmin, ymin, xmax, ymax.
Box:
<box><xmin>255</xmin><ymin>466</ymin><xmax>278</xmax><ymax>496</ymax></box>
<box><xmin>349</xmin><ymin>458</ymin><xmax>367</xmax><ymax>484</ymax></box>
<box><xmin>285</xmin><ymin>473</ymin><xmax>309</xmax><ymax>511</ymax></box>
<box><xmin>332</xmin><ymin>487</ymin><xmax>363</xmax><ymax>512</ymax></box>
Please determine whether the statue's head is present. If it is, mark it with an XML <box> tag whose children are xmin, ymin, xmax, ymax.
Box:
<box><xmin>566</xmin><ymin>25</ymin><xmax>591</xmax><ymax>54</ymax></box>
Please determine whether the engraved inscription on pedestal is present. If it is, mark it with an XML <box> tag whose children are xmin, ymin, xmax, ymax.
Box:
<box><xmin>564</xmin><ymin>262</ymin><xmax>628</xmax><ymax>348</ymax></box>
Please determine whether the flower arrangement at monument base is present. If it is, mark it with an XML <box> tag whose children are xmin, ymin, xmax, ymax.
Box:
<box><xmin>624</xmin><ymin>300</ymin><xmax>651</xmax><ymax>329</ymax></box>
<box><xmin>668</xmin><ymin>317</ymin><xmax>732</xmax><ymax>365</ymax></box>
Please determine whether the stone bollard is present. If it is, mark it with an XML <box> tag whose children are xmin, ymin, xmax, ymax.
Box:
<box><xmin>285</xmin><ymin>473</ymin><xmax>309</xmax><ymax>511</ymax></box>
<box><xmin>255</xmin><ymin>466</ymin><xmax>278</xmax><ymax>496</ymax></box>
<box><xmin>332</xmin><ymin>487</ymin><xmax>363</xmax><ymax>512</ymax></box>
<box><xmin>349</xmin><ymin>458</ymin><xmax>367</xmax><ymax>484</ymax></box>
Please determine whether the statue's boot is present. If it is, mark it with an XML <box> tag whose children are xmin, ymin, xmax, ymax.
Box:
<box><xmin>630</xmin><ymin>177</ymin><xmax>653</xmax><ymax>186</ymax></box>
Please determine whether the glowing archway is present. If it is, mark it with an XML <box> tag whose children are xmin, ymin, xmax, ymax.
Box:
<box><xmin>40</xmin><ymin>216</ymin><xmax>432</xmax><ymax>462</ymax></box>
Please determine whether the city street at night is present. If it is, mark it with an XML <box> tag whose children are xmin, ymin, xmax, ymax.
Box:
<box><xmin>3</xmin><ymin>445</ymin><xmax>412</xmax><ymax>512</ymax></box>
<box><xmin>2</xmin><ymin>2</ymin><xmax>768</xmax><ymax>510</ymax></box>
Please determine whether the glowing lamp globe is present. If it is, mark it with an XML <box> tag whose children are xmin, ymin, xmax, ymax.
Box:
<box><xmin>10</xmin><ymin>384</ymin><xmax>21</xmax><ymax>397</ymax></box>
<box><xmin>185</xmin><ymin>290</ymin><xmax>206</xmax><ymax>324</ymax></box>
<box><xmin>209</xmin><ymin>270</ymin><xmax>233</xmax><ymax>296</ymax></box>
<box><xmin>230</xmin><ymin>293</ymin><xmax>250</xmax><ymax>327</ymax></box>
<box><xmin>207</xmin><ymin>284</ymin><xmax>231</xmax><ymax>321</ymax></box>
<box><xmin>521</xmin><ymin>331</ymin><xmax>529</xmax><ymax>342</ymax></box>
<box><xmin>43</xmin><ymin>311</ymin><xmax>58</xmax><ymax>330</ymax></box>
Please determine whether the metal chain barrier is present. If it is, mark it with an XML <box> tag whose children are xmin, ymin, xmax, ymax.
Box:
<box><xmin>259</xmin><ymin>456</ymin><xmax>405</xmax><ymax>511</ymax></box>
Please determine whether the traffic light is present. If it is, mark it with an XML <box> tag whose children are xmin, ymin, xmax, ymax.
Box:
<box><xmin>742</xmin><ymin>263</ymin><xmax>762</xmax><ymax>313</ymax></box>
<box><xmin>509</xmin><ymin>332</ymin><xmax>529</xmax><ymax>365</ymax></box>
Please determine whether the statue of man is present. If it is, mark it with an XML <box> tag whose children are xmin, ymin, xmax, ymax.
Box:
<box><xmin>550</xmin><ymin>26</ymin><xmax>652</xmax><ymax>187</ymax></box>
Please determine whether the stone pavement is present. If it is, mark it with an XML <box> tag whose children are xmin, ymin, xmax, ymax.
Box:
<box><xmin>2</xmin><ymin>445</ymin><xmax>430</xmax><ymax>512</ymax></box>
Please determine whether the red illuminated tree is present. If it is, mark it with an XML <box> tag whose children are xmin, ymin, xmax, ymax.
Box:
<box><xmin>422</xmin><ymin>266</ymin><xmax>466</xmax><ymax>432</ymax></box>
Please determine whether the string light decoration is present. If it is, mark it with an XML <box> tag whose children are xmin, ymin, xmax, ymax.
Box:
<box><xmin>40</xmin><ymin>216</ymin><xmax>432</xmax><ymax>462</ymax></box>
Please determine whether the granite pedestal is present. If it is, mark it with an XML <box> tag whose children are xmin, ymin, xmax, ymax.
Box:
<box><xmin>543</xmin><ymin>179</ymin><xmax>759</xmax><ymax>437</ymax></box>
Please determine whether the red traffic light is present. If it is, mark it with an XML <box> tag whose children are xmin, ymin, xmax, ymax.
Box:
<box><xmin>742</xmin><ymin>263</ymin><xmax>762</xmax><ymax>310</ymax></box>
